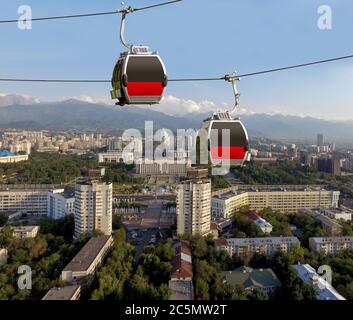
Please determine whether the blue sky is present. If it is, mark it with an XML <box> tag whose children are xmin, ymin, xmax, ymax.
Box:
<box><xmin>1</xmin><ymin>0</ymin><xmax>353</xmax><ymax>120</ymax></box>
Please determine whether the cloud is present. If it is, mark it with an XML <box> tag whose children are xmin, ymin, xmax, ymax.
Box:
<box><xmin>139</xmin><ymin>95</ymin><xmax>251</xmax><ymax>117</ymax></box>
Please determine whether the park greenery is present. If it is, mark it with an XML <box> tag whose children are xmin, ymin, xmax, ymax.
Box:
<box><xmin>187</xmin><ymin>234</ymin><xmax>317</xmax><ymax>300</ymax></box>
<box><xmin>0</xmin><ymin>216</ymin><xmax>86</xmax><ymax>300</ymax></box>
<box><xmin>91</xmin><ymin>229</ymin><xmax>173</xmax><ymax>300</ymax></box>
<box><xmin>232</xmin><ymin>162</ymin><xmax>320</xmax><ymax>185</ymax></box>
<box><xmin>0</xmin><ymin>152</ymin><xmax>97</xmax><ymax>184</ymax></box>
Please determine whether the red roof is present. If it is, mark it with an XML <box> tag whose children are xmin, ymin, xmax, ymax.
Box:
<box><xmin>171</xmin><ymin>241</ymin><xmax>193</xmax><ymax>279</ymax></box>
<box><xmin>246</xmin><ymin>211</ymin><xmax>260</xmax><ymax>221</ymax></box>
<box><xmin>170</xmin><ymin>258</ymin><xmax>193</xmax><ymax>279</ymax></box>
<box><xmin>215</xmin><ymin>238</ymin><xmax>228</xmax><ymax>247</ymax></box>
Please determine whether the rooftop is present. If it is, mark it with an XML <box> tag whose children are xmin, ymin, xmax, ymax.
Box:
<box><xmin>221</xmin><ymin>237</ymin><xmax>300</xmax><ymax>246</ymax></box>
<box><xmin>42</xmin><ymin>285</ymin><xmax>81</xmax><ymax>300</ymax></box>
<box><xmin>292</xmin><ymin>264</ymin><xmax>345</xmax><ymax>300</ymax></box>
<box><xmin>0</xmin><ymin>150</ymin><xmax>15</xmax><ymax>157</ymax></box>
<box><xmin>222</xmin><ymin>266</ymin><xmax>281</xmax><ymax>289</ymax></box>
<box><xmin>310</xmin><ymin>236</ymin><xmax>353</xmax><ymax>244</ymax></box>
<box><xmin>12</xmin><ymin>226</ymin><xmax>39</xmax><ymax>232</ymax></box>
<box><xmin>169</xmin><ymin>280</ymin><xmax>193</xmax><ymax>300</ymax></box>
<box><xmin>0</xmin><ymin>184</ymin><xmax>65</xmax><ymax>192</ymax></box>
<box><xmin>62</xmin><ymin>236</ymin><xmax>112</xmax><ymax>273</ymax></box>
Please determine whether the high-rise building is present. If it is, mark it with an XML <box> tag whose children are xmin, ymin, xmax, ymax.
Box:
<box><xmin>177</xmin><ymin>179</ymin><xmax>211</xmax><ymax>236</ymax></box>
<box><xmin>317</xmin><ymin>157</ymin><xmax>341</xmax><ymax>175</ymax></box>
<box><xmin>74</xmin><ymin>178</ymin><xmax>113</xmax><ymax>238</ymax></box>
<box><xmin>317</xmin><ymin>133</ymin><xmax>324</xmax><ymax>146</ymax></box>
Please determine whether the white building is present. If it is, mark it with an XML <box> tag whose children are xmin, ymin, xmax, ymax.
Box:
<box><xmin>0</xmin><ymin>185</ymin><xmax>65</xmax><ymax>216</ymax></box>
<box><xmin>0</xmin><ymin>153</ymin><xmax>28</xmax><ymax>164</ymax></box>
<box><xmin>215</xmin><ymin>237</ymin><xmax>300</xmax><ymax>258</ymax></box>
<box><xmin>322</xmin><ymin>207</ymin><xmax>352</xmax><ymax>222</ymax></box>
<box><xmin>0</xmin><ymin>185</ymin><xmax>74</xmax><ymax>219</ymax></box>
<box><xmin>74</xmin><ymin>178</ymin><xmax>113</xmax><ymax>238</ymax></box>
<box><xmin>212</xmin><ymin>191</ymin><xmax>248</xmax><ymax>219</ymax></box>
<box><xmin>212</xmin><ymin>187</ymin><xmax>340</xmax><ymax>218</ymax></box>
<box><xmin>292</xmin><ymin>264</ymin><xmax>345</xmax><ymax>300</ymax></box>
<box><xmin>11</xmin><ymin>226</ymin><xmax>39</xmax><ymax>239</ymax></box>
<box><xmin>135</xmin><ymin>159</ymin><xmax>190</xmax><ymax>176</ymax></box>
<box><xmin>177</xmin><ymin>179</ymin><xmax>211</xmax><ymax>236</ymax></box>
<box><xmin>98</xmin><ymin>151</ymin><xmax>134</xmax><ymax>164</ymax></box>
<box><xmin>48</xmin><ymin>190</ymin><xmax>75</xmax><ymax>220</ymax></box>
<box><xmin>309</xmin><ymin>237</ymin><xmax>353</xmax><ymax>254</ymax></box>
<box><xmin>246</xmin><ymin>212</ymin><xmax>273</xmax><ymax>233</ymax></box>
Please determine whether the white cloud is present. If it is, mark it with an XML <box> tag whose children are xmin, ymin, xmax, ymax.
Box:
<box><xmin>139</xmin><ymin>95</ymin><xmax>251</xmax><ymax>117</ymax></box>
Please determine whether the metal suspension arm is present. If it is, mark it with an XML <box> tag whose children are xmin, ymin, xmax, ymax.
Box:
<box><xmin>224</xmin><ymin>74</ymin><xmax>241</xmax><ymax>114</ymax></box>
<box><xmin>120</xmin><ymin>8</ymin><xmax>134</xmax><ymax>51</ymax></box>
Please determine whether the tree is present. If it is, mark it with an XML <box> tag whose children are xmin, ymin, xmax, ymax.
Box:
<box><xmin>195</xmin><ymin>277</ymin><xmax>209</xmax><ymax>300</ymax></box>
<box><xmin>0</xmin><ymin>213</ymin><xmax>8</xmax><ymax>227</ymax></box>
<box><xmin>250</xmin><ymin>288</ymin><xmax>269</xmax><ymax>300</ymax></box>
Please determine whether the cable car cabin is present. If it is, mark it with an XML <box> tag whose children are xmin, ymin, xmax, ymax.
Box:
<box><xmin>202</xmin><ymin>111</ymin><xmax>251</xmax><ymax>166</ymax></box>
<box><xmin>111</xmin><ymin>48</ymin><xmax>167</xmax><ymax>106</ymax></box>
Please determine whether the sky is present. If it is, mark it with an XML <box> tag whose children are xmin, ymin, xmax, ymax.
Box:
<box><xmin>0</xmin><ymin>0</ymin><xmax>353</xmax><ymax>120</ymax></box>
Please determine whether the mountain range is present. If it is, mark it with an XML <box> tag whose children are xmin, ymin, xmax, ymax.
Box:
<box><xmin>0</xmin><ymin>94</ymin><xmax>352</xmax><ymax>145</ymax></box>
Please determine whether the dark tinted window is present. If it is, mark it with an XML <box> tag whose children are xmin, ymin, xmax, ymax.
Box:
<box><xmin>210</xmin><ymin>121</ymin><xmax>248</xmax><ymax>148</ymax></box>
<box><xmin>126</xmin><ymin>56</ymin><xmax>165</xmax><ymax>82</ymax></box>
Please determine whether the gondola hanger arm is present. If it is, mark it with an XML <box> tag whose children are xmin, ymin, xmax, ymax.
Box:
<box><xmin>224</xmin><ymin>73</ymin><xmax>241</xmax><ymax>115</ymax></box>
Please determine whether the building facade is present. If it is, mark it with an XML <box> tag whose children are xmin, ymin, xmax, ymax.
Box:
<box><xmin>212</xmin><ymin>187</ymin><xmax>340</xmax><ymax>218</ymax></box>
<box><xmin>136</xmin><ymin>160</ymin><xmax>190</xmax><ymax>176</ymax></box>
<box><xmin>0</xmin><ymin>185</ymin><xmax>65</xmax><ymax>216</ymax></box>
<box><xmin>74</xmin><ymin>179</ymin><xmax>113</xmax><ymax>238</ymax></box>
<box><xmin>11</xmin><ymin>226</ymin><xmax>39</xmax><ymax>239</ymax></box>
<box><xmin>48</xmin><ymin>190</ymin><xmax>75</xmax><ymax>220</ymax></box>
<box><xmin>292</xmin><ymin>264</ymin><xmax>345</xmax><ymax>300</ymax></box>
<box><xmin>215</xmin><ymin>237</ymin><xmax>300</xmax><ymax>258</ymax></box>
<box><xmin>177</xmin><ymin>179</ymin><xmax>211</xmax><ymax>236</ymax></box>
<box><xmin>61</xmin><ymin>235</ymin><xmax>113</xmax><ymax>285</ymax></box>
<box><xmin>0</xmin><ymin>185</ymin><xmax>73</xmax><ymax>219</ymax></box>
<box><xmin>309</xmin><ymin>237</ymin><xmax>353</xmax><ymax>254</ymax></box>
<box><xmin>98</xmin><ymin>151</ymin><xmax>133</xmax><ymax>164</ymax></box>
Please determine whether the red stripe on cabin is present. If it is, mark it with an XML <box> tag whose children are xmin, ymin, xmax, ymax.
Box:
<box><xmin>127</xmin><ymin>82</ymin><xmax>164</xmax><ymax>96</ymax></box>
<box><xmin>210</xmin><ymin>146</ymin><xmax>246</xmax><ymax>160</ymax></box>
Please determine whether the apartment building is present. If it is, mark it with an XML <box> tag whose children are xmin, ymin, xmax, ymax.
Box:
<box><xmin>11</xmin><ymin>226</ymin><xmax>39</xmax><ymax>239</ymax></box>
<box><xmin>322</xmin><ymin>207</ymin><xmax>352</xmax><ymax>222</ymax></box>
<box><xmin>74</xmin><ymin>178</ymin><xmax>113</xmax><ymax>238</ymax></box>
<box><xmin>247</xmin><ymin>211</ymin><xmax>273</xmax><ymax>234</ymax></box>
<box><xmin>0</xmin><ymin>185</ymin><xmax>71</xmax><ymax>218</ymax></box>
<box><xmin>176</xmin><ymin>179</ymin><xmax>211</xmax><ymax>236</ymax></box>
<box><xmin>42</xmin><ymin>285</ymin><xmax>81</xmax><ymax>301</ymax></box>
<box><xmin>215</xmin><ymin>237</ymin><xmax>300</xmax><ymax>258</ymax></box>
<box><xmin>0</xmin><ymin>152</ymin><xmax>29</xmax><ymax>164</ymax></box>
<box><xmin>212</xmin><ymin>186</ymin><xmax>340</xmax><ymax>218</ymax></box>
<box><xmin>61</xmin><ymin>235</ymin><xmax>113</xmax><ymax>285</ymax></box>
<box><xmin>309</xmin><ymin>237</ymin><xmax>353</xmax><ymax>254</ymax></box>
<box><xmin>47</xmin><ymin>190</ymin><xmax>75</xmax><ymax>220</ymax></box>
<box><xmin>212</xmin><ymin>191</ymin><xmax>248</xmax><ymax>219</ymax></box>
<box><xmin>292</xmin><ymin>264</ymin><xmax>345</xmax><ymax>300</ymax></box>
<box><xmin>303</xmin><ymin>209</ymin><xmax>343</xmax><ymax>236</ymax></box>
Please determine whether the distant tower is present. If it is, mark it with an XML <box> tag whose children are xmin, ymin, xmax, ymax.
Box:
<box><xmin>317</xmin><ymin>133</ymin><xmax>324</xmax><ymax>147</ymax></box>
